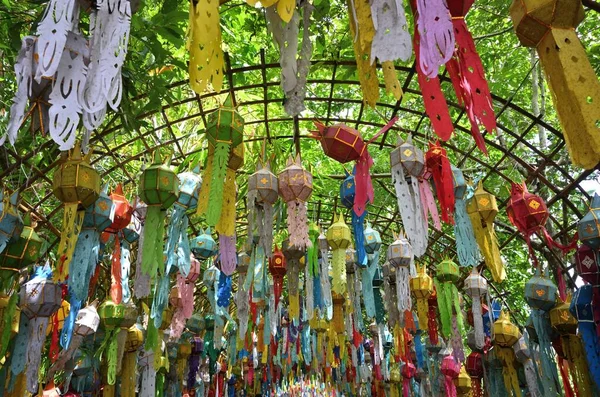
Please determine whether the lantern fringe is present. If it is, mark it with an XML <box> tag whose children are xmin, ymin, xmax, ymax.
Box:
<box><xmin>435</xmin><ymin>279</ymin><xmax>452</xmax><ymax>338</ymax></box>
<box><xmin>363</xmin><ymin>254</ymin><xmax>377</xmax><ymax>319</ymax></box>
<box><xmin>141</xmin><ymin>206</ymin><xmax>165</xmax><ymax>279</ymax></box>
<box><xmin>110</xmin><ymin>235</ymin><xmax>122</xmax><ymax>304</ymax></box>
<box><xmin>140</xmin><ymin>349</ymin><xmax>156</xmax><ymax>397</ymax></box>
<box><xmin>287</xmin><ymin>200</ymin><xmax>311</xmax><ymax>250</ymax></box>
<box><xmin>26</xmin><ymin>317</ymin><xmax>50</xmax><ymax>393</ymax></box>
<box><xmin>563</xmin><ymin>335</ymin><xmax>594</xmax><ymax>396</ymax></box>
<box><xmin>416</xmin><ymin>0</ymin><xmax>454</xmax><ymax>78</ymax></box>
<box><xmin>305</xmin><ymin>257</ymin><xmax>314</xmax><ymax>321</ymax></box>
<box><xmin>9</xmin><ymin>315</ymin><xmax>29</xmax><ymax>378</ymax></box>
<box><xmin>219</xmin><ymin>234</ymin><xmax>237</xmax><ymax>276</ymax></box>
<box><xmin>206</xmin><ymin>142</ymin><xmax>230</xmax><ymax>226</ymax></box>
<box><xmin>469</xmin><ymin>210</ymin><xmax>505</xmax><ymax>283</ymax></box>
<box><xmin>237</xmin><ymin>269</ymin><xmax>250</xmax><ymax>340</ymax></box>
<box><xmin>216</xmin><ymin>167</ymin><xmax>237</xmax><ymax>236</ymax></box>
<box><xmin>166</xmin><ymin>205</ymin><xmax>191</xmax><ymax>276</ymax></box>
<box><xmin>0</xmin><ymin>293</ymin><xmax>17</xmax><ymax>358</ymax></box>
<box><xmin>197</xmin><ymin>146</ymin><xmax>214</xmax><ymax>217</ymax></box>
<box><xmin>353</xmin><ymin>211</ymin><xmax>367</xmax><ymax>266</ymax></box>
<box><xmin>523</xmin><ymin>358</ymin><xmax>543</xmax><ymax>397</ymax></box>
<box><xmin>450</xmin><ymin>316</ymin><xmax>464</xmax><ymax>363</ymax></box>
<box><xmin>332</xmin><ymin>249</ymin><xmax>347</xmax><ymax>295</ymax></box>
<box><xmin>454</xmin><ymin>198</ymin><xmax>481</xmax><ymax>267</ymax></box>
<box><xmin>121</xmin><ymin>351</ymin><xmax>137</xmax><ymax>397</ymax></box>
<box><xmin>572</xmin><ymin>287</ymin><xmax>600</xmax><ymax>390</ymax></box>
<box><xmin>415</xmin><ymin>296</ymin><xmax>429</xmax><ymax>332</ymax></box>
<box><xmin>531</xmin><ymin>309</ymin><xmax>562</xmax><ymax>395</ymax></box>
<box><xmin>116</xmin><ymin>328</ymin><xmax>128</xmax><ymax>374</ymax></box>
<box><xmin>56</xmin><ymin>204</ymin><xmax>84</xmax><ymax>282</ymax></box>
<box><xmin>419</xmin><ymin>177</ymin><xmax>441</xmax><ymax>230</ymax></box>
<box><xmin>374</xmin><ymin>283</ymin><xmax>385</xmax><ymax>324</ymax></box>
<box><xmin>427</xmin><ymin>294</ymin><xmax>439</xmax><ymax>345</ymax></box>
<box><xmin>396</xmin><ymin>267</ymin><xmax>411</xmax><ymax>312</ymax></box>
<box><xmin>319</xmin><ymin>244</ymin><xmax>333</xmax><ymax>317</ymax></box>
<box><xmin>60</xmin><ymin>296</ymin><xmax>81</xmax><ymax>350</ymax></box>
<box><xmin>288</xmin><ymin>259</ymin><xmax>301</xmax><ymax>322</ymax></box>
<box><xmin>217</xmin><ymin>272</ymin><xmax>233</xmax><ymax>308</ymax></box>
<box><xmin>69</xmin><ymin>228</ymin><xmax>100</xmax><ymax>302</ymax></box>
<box><xmin>497</xmin><ymin>347</ymin><xmax>522</xmax><ymax>397</ymax></box>
<box><xmin>151</xmin><ymin>270</ymin><xmax>170</xmax><ymax>329</ymax></box>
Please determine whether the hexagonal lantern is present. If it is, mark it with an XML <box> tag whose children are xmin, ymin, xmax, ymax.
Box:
<box><xmin>578</xmin><ymin>194</ymin><xmax>600</xmax><ymax>250</ymax></box>
<box><xmin>390</xmin><ymin>135</ymin><xmax>425</xmax><ymax>178</ymax></box>
<box><xmin>550</xmin><ymin>295</ymin><xmax>578</xmax><ymax>336</ymax></box>
<box><xmin>83</xmin><ymin>185</ymin><xmax>114</xmax><ymax>232</ymax></box>
<box><xmin>524</xmin><ymin>269</ymin><xmax>557</xmax><ymax>311</ymax></box>
<box><xmin>205</xmin><ymin>95</ymin><xmax>244</xmax><ymax>150</ymax></box>
<box><xmin>387</xmin><ymin>233</ymin><xmax>412</xmax><ymax>268</ymax></box>
<box><xmin>175</xmin><ymin>168</ymin><xmax>202</xmax><ymax>211</ymax></box>
<box><xmin>436</xmin><ymin>259</ymin><xmax>460</xmax><ymax>284</ymax></box>
<box><xmin>52</xmin><ymin>143</ymin><xmax>100</xmax><ymax>209</ymax></box>
<box><xmin>493</xmin><ymin>311</ymin><xmax>521</xmax><ymax>347</ymax></box>
<box><xmin>191</xmin><ymin>227</ymin><xmax>218</xmax><ymax>260</ymax></box>
<box><xmin>138</xmin><ymin>150</ymin><xmax>179</xmax><ymax>209</ymax></box>
<box><xmin>0</xmin><ymin>190</ymin><xmax>23</xmax><ymax>254</ymax></box>
<box><xmin>364</xmin><ymin>223</ymin><xmax>382</xmax><ymax>255</ymax></box>
<box><xmin>327</xmin><ymin>214</ymin><xmax>351</xmax><ymax>295</ymax></box>
<box><xmin>466</xmin><ymin>181</ymin><xmax>498</xmax><ymax>224</ymax></box>
<box><xmin>248</xmin><ymin>161</ymin><xmax>279</xmax><ymax>205</ymax></box>
<box><xmin>0</xmin><ymin>214</ymin><xmax>43</xmax><ymax>270</ymax></box>
<box><xmin>278</xmin><ymin>155</ymin><xmax>313</xmax><ymax>203</ymax></box>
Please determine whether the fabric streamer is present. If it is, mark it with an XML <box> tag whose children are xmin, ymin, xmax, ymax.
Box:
<box><xmin>141</xmin><ymin>206</ymin><xmax>166</xmax><ymax>279</ymax></box>
<box><xmin>452</xmin><ymin>166</ymin><xmax>480</xmax><ymax>267</ymax></box>
<box><xmin>363</xmin><ymin>251</ymin><xmax>379</xmax><ymax>320</ymax></box>
<box><xmin>219</xmin><ymin>234</ymin><xmax>237</xmax><ymax>276</ymax></box>
<box><xmin>571</xmin><ymin>284</ymin><xmax>600</xmax><ymax>390</ymax></box>
<box><xmin>425</xmin><ymin>142</ymin><xmax>455</xmax><ymax>224</ymax></box>
<box><xmin>415</xmin><ymin>0</ymin><xmax>455</xmax><ymax>77</ymax></box>
<box><xmin>419</xmin><ymin>173</ymin><xmax>442</xmax><ymax>231</ymax></box>
<box><xmin>496</xmin><ymin>347</ymin><xmax>522</xmax><ymax>396</ymax></box>
<box><xmin>318</xmin><ymin>232</ymin><xmax>334</xmax><ymax>318</ymax></box>
<box><xmin>340</xmin><ymin>170</ymin><xmax>368</xmax><ymax>267</ymax></box>
<box><xmin>531</xmin><ymin>309</ymin><xmax>562</xmax><ymax>395</ymax></box>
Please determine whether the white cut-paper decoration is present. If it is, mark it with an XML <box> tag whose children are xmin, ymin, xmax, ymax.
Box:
<box><xmin>2</xmin><ymin>37</ymin><xmax>35</xmax><ymax>146</ymax></box>
<box><xmin>35</xmin><ymin>0</ymin><xmax>79</xmax><ymax>82</ymax></box>
<box><xmin>370</xmin><ymin>0</ymin><xmax>412</xmax><ymax>63</ymax></box>
<box><xmin>49</xmin><ymin>32</ymin><xmax>89</xmax><ymax>150</ymax></box>
<box><xmin>266</xmin><ymin>7</ymin><xmax>299</xmax><ymax>94</ymax></box>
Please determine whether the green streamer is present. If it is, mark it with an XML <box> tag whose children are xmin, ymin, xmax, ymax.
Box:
<box><xmin>142</xmin><ymin>206</ymin><xmax>161</xmax><ymax>278</ymax></box>
<box><xmin>374</xmin><ymin>286</ymin><xmax>385</xmax><ymax>324</ymax></box>
<box><xmin>435</xmin><ymin>279</ymin><xmax>452</xmax><ymax>338</ymax></box>
<box><xmin>451</xmin><ymin>284</ymin><xmax>464</xmax><ymax>335</ymax></box>
<box><xmin>0</xmin><ymin>293</ymin><xmax>17</xmax><ymax>358</ymax></box>
<box><xmin>156</xmin><ymin>372</ymin><xmax>165</xmax><ymax>397</ymax></box>
<box><xmin>206</xmin><ymin>142</ymin><xmax>230</xmax><ymax>225</ymax></box>
<box><xmin>107</xmin><ymin>330</ymin><xmax>118</xmax><ymax>385</ymax></box>
<box><xmin>145</xmin><ymin>319</ymin><xmax>159</xmax><ymax>351</ymax></box>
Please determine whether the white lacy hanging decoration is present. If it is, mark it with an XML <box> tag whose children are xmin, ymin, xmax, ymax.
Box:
<box><xmin>3</xmin><ymin>0</ymin><xmax>132</xmax><ymax>150</ymax></box>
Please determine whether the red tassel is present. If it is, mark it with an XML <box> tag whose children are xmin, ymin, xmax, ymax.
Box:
<box><xmin>425</xmin><ymin>142</ymin><xmax>455</xmax><ymax>224</ymax></box>
<box><xmin>428</xmin><ymin>290</ymin><xmax>439</xmax><ymax>345</ymax></box>
<box><xmin>49</xmin><ymin>312</ymin><xmax>59</xmax><ymax>362</ymax></box>
<box><xmin>110</xmin><ymin>236</ymin><xmax>122</xmax><ymax>304</ymax></box>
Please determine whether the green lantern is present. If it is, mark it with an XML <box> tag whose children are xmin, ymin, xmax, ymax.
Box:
<box><xmin>197</xmin><ymin>95</ymin><xmax>244</xmax><ymax>226</ymax></box>
<box><xmin>435</xmin><ymin>259</ymin><xmax>463</xmax><ymax>338</ymax></box>
<box><xmin>0</xmin><ymin>213</ymin><xmax>43</xmax><ymax>272</ymax></box>
<box><xmin>139</xmin><ymin>150</ymin><xmax>179</xmax><ymax>280</ymax></box>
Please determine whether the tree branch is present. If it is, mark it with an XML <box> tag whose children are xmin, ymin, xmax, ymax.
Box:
<box><xmin>583</xmin><ymin>0</ymin><xmax>600</xmax><ymax>13</ymax></box>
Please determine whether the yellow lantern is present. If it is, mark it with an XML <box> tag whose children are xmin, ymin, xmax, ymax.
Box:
<box><xmin>454</xmin><ymin>365</ymin><xmax>472</xmax><ymax>396</ymax></box>
<box><xmin>410</xmin><ymin>264</ymin><xmax>433</xmax><ymax>330</ymax></box>
<box><xmin>327</xmin><ymin>213</ymin><xmax>352</xmax><ymax>295</ymax></box>
<box><xmin>492</xmin><ymin>311</ymin><xmax>522</xmax><ymax>395</ymax></box>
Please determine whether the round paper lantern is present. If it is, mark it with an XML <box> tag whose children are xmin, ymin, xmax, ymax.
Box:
<box><xmin>52</xmin><ymin>144</ymin><xmax>100</xmax><ymax>209</ymax></box>
<box><xmin>0</xmin><ymin>214</ymin><xmax>43</xmax><ymax>270</ymax></box>
<box><xmin>466</xmin><ymin>351</ymin><xmax>484</xmax><ymax>378</ymax></box>
<box><xmin>492</xmin><ymin>311</ymin><xmax>521</xmax><ymax>347</ymax></box>
<box><xmin>191</xmin><ymin>227</ymin><xmax>218</xmax><ymax>260</ymax></box>
<box><xmin>0</xmin><ymin>190</ymin><xmax>23</xmax><ymax>254</ymax></box>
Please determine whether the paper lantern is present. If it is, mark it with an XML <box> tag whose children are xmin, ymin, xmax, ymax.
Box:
<box><xmin>19</xmin><ymin>270</ymin><xmax>62</xmax><ymax>393</ymax></box>
<box><xmin>269</xmin><ymin>245</ymin><xmax>287</xmax><ymax>310</ymax></box>
<box><xmin>327</xmin><ymin>213</ymin><xmax>351</xmax><ymax>295</ymax></box>
<box><xmin>507</xmin><ymin>182</ymin><xmax>575</xmax><ymax>265</ymax></box>
<box><xmin>441</xmin><ymin>355</ymin><xmax>461</xmax><ymax>397</ymax></box>
<box><xmin>278</xmin><ymin>155</ymin><xmax>313</xmax><ymax>249</ymax></box>
<box><xmin>187</xmin><ymin>313</ymin><xmax>205</xmax><ymax>335</ymax></box>
<box><xmin>466</xmin><ymin>352</ymin><xmax>484</xmax><ymax>397</ymax></box>
<box><xmin>197</xmin><ymin>95</ymin><xmax>244</xmax><ymax>226</ymax></box>
<box><xmin>390</xmin><ymin>136</ymin><xmax>428</xmax><ymax>257</ymax></box>
<box><xmin>454</xmin><ymin>365</ymin><xmax>472</xmax><ymax>396</ymax></box>
<box><xmin>525</xmin><ymin>269</ymin><xmax>557</xmax><ymax>312</ymax></box>
<box><xmin>493</xmin><ymin>311</ymin><xmax>521</xmax><ymax>347</ymax></box>
<box><xmin>106</xmin><ymin>184</ymin><xmax>132</xmax><ymax>233</ymax></box>
<box><xmin>0</xmin><ymin>214</ymin><xmax>43</xmax><ymax>270</ymax></box>
<box><xmin>191</xmin><ymin>227</ymin><xmax>218</xmax><ymax>260</ymax></box>
<box><xmin>509</xmin><ymin>0</ymin><xmax>600</xmax><ymax>169</ymax></box>
<box><xmin>410</xmin><ymin>264</ymin><xmax>433</xmax><ymax>332</ymax></box>
<box><xmin>387</xmin><ymin>233</ymin><xmax>412</xmax><ymax>319</ymax></box>
<box><xmin>248</xmin><ymin>161</ymin><xmax>278</xmax><ymax>256</ymax></box>
<box><xmin>364</xmin><ymin>222</ymin><xmax>382</xmax><ymax>256</ymax></box>
<box><xmin>425</xmin><ymin>142</ymin><xmax>455</xmax><ymax>224</ymax></box>
<box><xmin>466</xmin><ymin>182</ymin><xmax>504</xmax><ymax>282</ymax></box>
<box><xmin>464</xmin><ymin>268</ymin><xmax>488</xmax><ymax>350</ymax></box>
<box><xmin>0</xmin><ymin>190</ymin><xmax>23</xmax><ymax>255</ymax></box>
<box><xmin>340</xmin><ymin>170</ymin><xmax>367</xmax><ymax>267</ymax></box>
<box><xmin>98</xmin><ymin>299</ymin><xmax>125</xmax><ymax>385</ymax></box>
<box><xmin>550</xmin><ymin>295</ymin><xmax>578</xmax><ymax>335</ymax></box>
<box><xmin>578</xmin><ymin>194</ymin><xmax>600</xmax><ymax>249</ymax></box>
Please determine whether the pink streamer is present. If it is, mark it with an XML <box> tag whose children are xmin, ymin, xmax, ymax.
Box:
<box><xmin>444</xmin><ymin>375</ymin><xmax>457</xmax><ymax>397</ymax></box>
<box><xmin>354</xmin><ymin>152</ymin><xmax>374</xmax><ymax>217</ymax></box>
<box><xmin>419</xmin><ymin>178</ymin><xmax>441</xmax><ymax>230</ymax></box>
<box><xmin>219</xmin><ymin>234</ymin><xmax>237</xmax><ymax>276</ymax></box>
<box><xmin>416</xmin><ymin>0</ymin><xmax>455</xmax><ymax>77</ymax></box>
<box><xmin>169</xmin><ymin>274</ymin><xmax>195</xmax><ymax>339</ymax></box>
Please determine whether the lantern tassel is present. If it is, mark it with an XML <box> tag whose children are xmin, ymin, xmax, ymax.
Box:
<box><xmin>197</xmin><ymin>147</ymin><xmax>214</xmax><ymax>217</ymax></box>
<box><xmin>454</xmin><ymin>197</ymin><xmax>481</xmax><ymax>267</ymax></box>
<box><xmin>354</xmin><ymin>151</ymin><xmax>374</xmax><ymax>217</ymax></box>
<box><xmin>563</xmin><ymin>335</ymin><xmax>594</xmax><ymax>396</ymax></box>
<box><xmin>121</xmin><ymin>351</ymin><xmax>137</xmax><ymax>397</ymax></box>
<box><xmin>426</xmin><ymin>142</ymin><xmax>455</xmax><ymax>224</ymax></box>
<box><xmin>219</xmin><ymin>234</ymin><xmax>237</xmax><ymax>276</ymax></box>
<box><xmin>110</xmin><ymin>235</ymin><xmax>122</xmax><ymax>304</ymax></box>
<box><xmin>497</xmin><ymin>347</ymin><xmax>522</xmax><ymax>397</ymax></box>
<box><xmin>56</xmin><ymin>205</ymin><xmax>84</xmax><ymax>282</ymax></box>
<box><xmin>9</xmin><ymin>315</ymin><xmax>29</xmax><ymax>378</ymax></box>
<box><xmin>435</xmin><ymin>279</ymin><xmax>452</xmax><ymax>338</ymax></box>
<box><xmin>25</xmin><ymin>317</ymin><xmax>50</xmax><ymax>393</ymax></box>
<box><xmin>207</xmin><ymin>141</ymin><xmax>230</xmax><ymax>225</ymax></box>
<box><xmin>419</xmin><ymin>177</ymin><xmax>441</xmax><ymax>230</ymax></box>
<box><xmin>0</xmin><ymin>293</ymin><xmax>17</xmax><ymax>358</ymax></box>
<box><xmin>319</xmin><ymin>243</ymin><xmax>333</xmax><ymax>316</ymax></box>
<box><xmin>217</xmin><ymin>272</ymin><xmax>233</xmax><ymax>308</ymax></box>
<box><xmin>469</xmin><ymin>210</ymin><xmax>505</xmax><ymax>283</ymax></box>
<box><xmin>141</xmin><ymin>206</ymin><xmax>164</xmax><ymax>278</ymax></box>
<box><xmin>216</xmin><ymin>167</ymin><xmax>237</xmax><ymax>237</ymax></box>
<box><xmin>522</xmin><ymin>358</ymin><xmax>543</xmax><ymax>397</ymax></box>
<box><xmin>287</xmin><ymin>200</ymin><xmax>311</xmax><ymax>249</ymax></box>
<box><xmin>374</xmin><ymin>284</ymin><xmax>385</xmax><ymax>325</ymax></box>
<box><xmin>352</xmin><ymin>211</ymin><xmax>367</xmax><ymax>267</ymax></box>
<box><xmin>571</xmin><ymin>285</ymin><xmax>600</xmax><ymax>390</ymax></box>
<box><xmin>332</xmin><ymin>249</ymin><xmax>347</xmax><ymax>295</ymax></box>
<box><xmin>531</xmin><ymin>309</ymin><xmax>562</xmax><ymax>395</ymax></box>
<box><xmin>363</xmin><ymin>254</ymin><xmax>378</xmax><ymax>319</ymax></box>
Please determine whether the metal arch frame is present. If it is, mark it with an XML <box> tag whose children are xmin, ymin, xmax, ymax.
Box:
<box><xmin>0</xmin><ymin>52</ymin><xmax>597</xmax><ymax>319</ymax></box>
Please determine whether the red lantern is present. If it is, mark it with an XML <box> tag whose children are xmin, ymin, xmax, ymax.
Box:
<box><xmin>311</xmin><ymin>117</ymin><xmax>397</xmax><ymax>216</ymax></box>
<box><xmin>106</xmin><ymin>184</ymin><xmax>132</xmax><ymax>233</ymax></box>
<box><xmin>425</xmin><ymin>142</ymin><xmax>455</xmax><ymax>224</ymax></box>
<box><xmin>269</xmin><ymin>246</ymin><xmax>286</xmax><ymax>310</ymax></box>
<box><xmin>507</xmin><ymin>182</ymin><xmax>577</xmax><ymax>266</ymax></box>
<box><xmin>466</xmin><ymin>352</ymin><xmax>484</xmax><ymax>397</ymax></box>
<box><xmin>441</xmin><ymin>355</ymin><xmax>461</xmax><ymax>397</ymax></box>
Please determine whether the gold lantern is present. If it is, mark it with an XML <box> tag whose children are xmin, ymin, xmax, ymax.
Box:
<box><xmin>53</xmin><ymin>143</ymin><xmax>101</xmax><ymax>282</ymax></box>
<box><xmin>466</xmin><ymin>182</ymin><xmax>505</xmax><ymax>283</ymax></box>
<box><xmin>410</xmin><ymin>264</ymin><xmax>433</xmax><ymax>330</ymax></box>
<box><xmin>510</xmin><ymin>0</ymin><xmax>600</xmax><ymax>169</ymax></box>
<box><xmin>454</xmin><ymin>365</ymin><xmax>472</xmax><ymax>396</ymax></box>
<box><xmin>327</xmin><ymin>213</ymin><xmax>352</xmax><ymax>295</ymax></box>
<box><xmin>492</xmin><ymin>311</ymin><xmax>523</xmax><ymax>395</ymax></box>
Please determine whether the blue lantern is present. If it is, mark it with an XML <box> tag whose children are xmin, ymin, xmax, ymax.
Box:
<box><xmin>578</xmin><ymin>194</ymin><xmax>600</xmax><ymax>249</ymax></box>
<box><xmin>191</xmin><ymin>227</ymin><xmax>218</xmax><ymax>260</ymax></box>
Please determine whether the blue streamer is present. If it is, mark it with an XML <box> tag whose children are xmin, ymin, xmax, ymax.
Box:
<box><xmin>313</xmin><ymin>271</ymin><xmax>324</xmax><ymax>310</ymax></box>
<box><xmin>531</xmin><ymin>309</ymin><xmax>562</xmax><ymax>395</ymax></box>
<box><xmin>61</xmin><ymin>296</ymin><xmax>81</xmax><ymax>349</ymax></box>
<box><xmin>453</xmin><ymin>198</ymin><xmax>480</xmax><ymax>267</ymax></box>
<box><xmin>363</xmin><ymin>251</ymin><xmax>379</xmax><ymax>319</ymax></box>
<box><xmin>69</xmin><ymin>229</ymin><xmax>100</xmax><ymax>303</ymax></box>
<box><xmin>353</xmin><ymin>211</ymin><xmax>367</xmax><ymax>267</ymax></box>
<box><xmin>414</xmin><ymin>330</ymin><xmax>425</xmax><ymax>370</ymax></box>
<box><xmin>571</xmin><ymin>285</ymin><xmax>600</xmax><ymax>390</ymax></box>
<box><xmin>217</xmin><ymin>272</ymin><xmax>233</xmax><ymax>308</ymax></box>
<box><xmin>10</xmin><ymin>315</ymin><xmax>30</xmax><ymax>376</ymax></box>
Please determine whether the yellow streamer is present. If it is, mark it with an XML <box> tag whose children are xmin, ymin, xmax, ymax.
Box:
<box><xmin>469</xmin><ymin>210</ymin><xmax>505</xmax><ymax>283</ymax></box>
<box><xmin>497</xmin><ymin>347</ymin><xmax>522</xmax><ymax>397</ymax></box>
<box><xmin>289</xmin><ymin>293</ymin><xmax>300</xmax><ymax>322</ymax></box>
<box><xmin>187</xmin><ymin>0</ymin><xmax>224</xmax><ymax>94</ymax></box>
<box><xmin>564</xmin><ymin>335</ymin><xmax>594</xmax><ymax>396</ymax></box>
<box><xmin>215</xmin><ymin>168</ymin><xmax>237</xmax><ymax>236</ymax></box>
<box><xmin>197</xmin><ymin>145</ymin><xmax>214</xmax><ymax>217</ymax></box>
<box><xmin>347</xmin><ymin>0</ymin><xmax>379</xmax><ymax>107</ymax></box>
<box><xmin>382</xmin><ymin>61</ymin><xmax>403</xmax><ymax>101</ymax></box>
<box><xmin>120</xmin><ymin>352</ymin><xmax>137</xmax><ymax>397</ymax></box>
<box><xmin>56</xmin><ymin>205</ymin><xmax>84</xmax><ymax>282</ymax></box>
